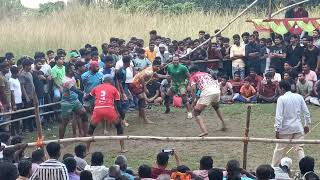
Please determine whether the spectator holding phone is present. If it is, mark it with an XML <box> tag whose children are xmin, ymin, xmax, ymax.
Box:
<box><xmin>151</xmin><ymin>150</ymin><xmax>180</xmax><ymax>179</ymax></box>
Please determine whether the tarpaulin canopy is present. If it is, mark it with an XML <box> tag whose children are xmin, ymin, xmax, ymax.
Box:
<box><xmin>247</xmin><ymin>18</ymin><xmax>320</xmax><ymax>35</ymax></box>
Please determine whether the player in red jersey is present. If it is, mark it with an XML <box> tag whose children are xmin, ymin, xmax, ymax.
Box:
<box><xmin>85</xmin><ymin>76</ymin><xmax>127</xmax><ymax>152</ymax></box>
<box><xmin>189</xmin><ymin>65</ymin><xmax>226</xmax><ymax>137</ymax></box>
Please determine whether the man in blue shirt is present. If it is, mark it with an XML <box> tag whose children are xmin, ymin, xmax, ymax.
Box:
<box><xmin>81</xmin><ymin>61</ymin><xmax>103</xmax><ymax>113</ymax></box>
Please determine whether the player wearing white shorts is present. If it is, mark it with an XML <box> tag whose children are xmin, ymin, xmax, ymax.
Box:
<box><xmin>189</xmin><ymin>65</ymin><xmax>226</xmax><ymax>137</ymax></box>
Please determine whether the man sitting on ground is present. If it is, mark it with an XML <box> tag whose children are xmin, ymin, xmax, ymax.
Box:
<box><xmin>151</xmin><ymin>151</ymin><xmax>180</xmax><ymax>179</ymax></box>
<box><xmin>235</xmin><ymin>79</ymin><xmax>257</xmax><ymax>103</ymax></box>
<box><xmin>74</xmin><ymin>144</ymin><xmax>88</xmax><ymax>171</ymax></box>
<box><xmin>114</xmin><ymin>155</ymin><xmax>135</xmax><ymax>180</ymax></box>
<box><xmin>220</xmin><ymin>75</ymin><xmax>234</xmax><ymax>104</ymax></box>
<box><xmin>193</xmin><ymin>156</ymin><xmax>214</xmax><ymax>180</ymax></box>
<box><xmin>257</xmin><ymin>72</ymin><xmax>279</xmax><ymax>103</ymax></box>
<box><xmin>244</xmin><ymin>68</ymin><xmax>263</xmax><ymax>90</ymax></box>
<box><xmin>302</xmin><ymin>63</ymin><xmax>318</xmax><ymax>85</ymax></box>
<box><xmin>273</xmin><ymin>157</ymin><xmax>292</xmax><ymax>180</ymax></box>
<box><xmin>267</xmin><ymin>65</ymin><xmax>282</xmax><ymax>83</ymax></box>
<box><xmin>296</xmin><ymin>72</ymin><xmax>313</xmax><ymax>102</ymax></box>
<box><xmin>84</xmin><ymin>152</ymin><xmax>108</xmax><ymax>180</ymax></box>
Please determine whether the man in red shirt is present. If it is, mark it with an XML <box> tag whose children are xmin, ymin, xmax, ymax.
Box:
<box><xmin>257</xmin><ymin>72</ymin><xmax>280</xmax><ymax>103</ymax></box>
<box><xmin>86</xmin><ymin>76</ymin><xmax>126</xmax><ymax>152</ymax></box>
<box><xmin>244</xmin><ymin>68</ymin><xmax>263</xmax><ymax>90</ymax></box>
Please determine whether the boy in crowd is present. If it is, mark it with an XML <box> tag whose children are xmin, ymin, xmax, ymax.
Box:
<box><xmin>51</xmin><ymin>55</ymin><xmax>65</xmax><ymax>101</ymax></box>
<box><xmin>296</xmin><ymin>72</ymin><xmax>313</xmax><ymax>102</ymax></box>
<box><xmin>244</xmin><ymin>68</ymin><xmax>263</xmax><ymax>90</ymax></box>
<box><xmin>235</xmin><ymin>79</ymin><xmax>257</xmax><ymax>103</ymax></box>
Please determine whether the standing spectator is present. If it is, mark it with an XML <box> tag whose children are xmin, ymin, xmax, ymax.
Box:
<box><xmin>17</xmin><ymin>160</ymin><xmax>32</xmax><ymax>180</ymax></box>
<box><xmin>74</xmin><ymin>144</ymin><xmax>88</xmax><ymax>171</ymax></box>
<box><xmin>270</xmin><ymin>35</ymin><xmax>287</xmax><ymax>75</ymax></box>
<box><xmin>296</xmin><ymin>73</ymin><xmax>313</xmax><ymax>102</ymax></box>
<box><xmin>207</xmin><ymin>41</ymin><xmax>223</xmax><ymax>76</ymax></box>
<box><xmin>51</xmin><ymin>55</ymin><xmax>65</xmax><ymax>102</ymax></box>
<box><xmin>230</xmin><ymin>34</ymin><xmax>246</xmax><ymax>79</ymax></box>
<box><xmin>145</xmin><ymin>42</ymin><xmax>157</xmax><ymax>63</ymax></box>
<box><xmin>31</xmin><ymin>149</ymin><xmax>45</xmax><ymax>174</ymax></box>
<box><xmin>313</xmin><ymin>29</ymin><xmax>320</xmax><ymax>48</ymax></box>
<box><xmin>286</xmin><ymin>35</ymin><xmax>304</xmax><ymax>69</ymax></box>
<box><xmin>244</xmin><ymin>68</ymin><xmax>263</xmax><ymax>90</ymax></box>
<box><xmin>190</xmin><ymin>40</ymin><xmax>208</xmax><ymax>72</ymax></box>
<box><xmin>221</xmin><ymin>37</ymin><xmax>232</xmax><ymax>79</ymax></box>
<box><xmin>84</xmin><ymin>152</ymin><xmax>108</xmax><ymax>180</ymax></box>
<box><xmin>235</xmin><ymin>80</ymin><xmax>257</xmax><ymax>103</ymax></box>
<box><xmin>245</xmin><ymin>35</ymin><xmax>261</xmax><ymax>75</ymax></box>
<box><xmin>241</xmin><ymin>32</ymin><xmax>250</xmax><ymax>46</ymax></box>
<box><xmin>30</xmin><ymin>142</ymin><xmax>69</xmax><ymax>180</ymax></box>
<box><xmin>47</xmin><ymin>50</ymin><xmax>55</xmax><ymax>67</ymax></box>
<box><xmin>156</xmin><ymin>44</ymin><xmax>170</xmax><ymax>65</ymax></box>
<box><xmin>133</xmin><ymin>48</ymin><xmax>151</xmax><ymax>72</ymax></box>
<box><xmin>303</xmin><ymin>36</ymin><xmax>320</xmax><ymax>72</ymax></box>
<box><xmin>63</xmin><ymin>157</ymin><xmax>80</xmax><ymax>180</ymax></box>
<box><xmin>302</xmin><ymin>64</ymin><xmax>318</xmax><ymax>85</ymax></box>
<box><xmin>9</xmin><ymin>66</ymin><xmax>23</xmax><ymax>135</ymax></box>
<box><xmin>273</xmin><ymin>157</ymin><xmax>292</xmax><ymax>180</ymax></box>
<box><xmin>33</xmin><ymin>58</ymin><xmax>47</xmax><ymax>123</ymax></box>
<box><xmin>193</xmin><ymin>156</ymin><xmax>214</xmax><ymax>180</ymax></box>
<box><xmin>257</xmin><ymin>72</ymin><xmax>279</xmax><ymax>103</ymax></box>
<box><xmin>271</xmin><ymin>80</ymin><xmax>311</xmax><ymax>167</ymax></box>
<box><xmin>19</xmin><ymin>58</ymin><xmax>35</xmax><ymax>132</ymax></box>
<box><xmin>0</xmin><ymin>58</ymin><xmax>12</xmax><ymax>131</ymax></box>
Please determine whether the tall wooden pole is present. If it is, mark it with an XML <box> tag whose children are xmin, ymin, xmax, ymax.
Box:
<box><xmin>242</xmin><ymin>106</ymin><xmax>251</xmax><ymax>169</ymax></box>
<box><xmin>268</xmin><ymin>0</ymin><xmax>272</xmax><ymax>19</ymax></box>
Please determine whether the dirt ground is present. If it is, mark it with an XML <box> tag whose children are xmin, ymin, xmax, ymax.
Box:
<box><xmin>25</xmin><ymin>104</ymin><xmax>320</xmax><ymax>172</ymax></box>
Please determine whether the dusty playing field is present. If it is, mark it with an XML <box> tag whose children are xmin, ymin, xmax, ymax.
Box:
<box><xmin>25</xmin><ymin>104</ymin><xmax>320</xmax><ymax>171</ymax></box>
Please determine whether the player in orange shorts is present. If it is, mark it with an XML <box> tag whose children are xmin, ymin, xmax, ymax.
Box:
<box><xmin>85</xmin><ymin>75</ymin><xmax>127</xmax><ymax>152</ymax></box>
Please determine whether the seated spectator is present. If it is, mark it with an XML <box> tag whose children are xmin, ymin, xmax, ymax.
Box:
<box><xmin>0</xmin><ymin>162</ymin><xmax>18</xmax><ymax>180</ymax></box>
<box><xmin>2</xmin><ymin>143</ymin><xmax>27</xmax><ymax>164</ymax></box>
<box><xmin>31</xmin><ymin>149</ymin><xmax>45</xmax><ymax>174</ymax></box>
<box><xmin>30</xmin><ymin>142</ymin><xmax>69</xmax><ymax>180</ymax></box>
<box><xmin>138</xmin><ymin>164</ymin><xmax>153</xmax><ymax>180</ymax></box>
<box><xmin>224</xmin><ymin>160</ymin><xmax>255</xmax><ymax>180</ymax></box>
<box><xmin>17</xmin><ymin>160</ymin><xmax>32</xmax><ymax>180</ymax></box>
<box><xmin>151</xmin><ymin>151</ymin><xmax>180</xmax><ymax>179</ymax></box>
<box><xmin>283</xmin><ymin>72</ymin><xmax>296</xmax><ymax>92</ymax></box>
<box><xmin>208</xmin><ymin>168</ymin><xmax>223</xmax><ymax>180</ymax></box>
<box><xmin>303</xmin><ymin>172</ymin><xmax>319</xmax><ymax>180</ymax></box>
<box><xmin>296</xmin><ymin>73</ymin><xmax>313</xmax><ymax>102</ymax></box>
<box><xmin>273</xmin><ymin>157</ymin><xmax>292</xmax><ymax>180</ymax></box>
<box><xmin>156</xmin><ymin>174</ymin><xmax>171</xmax><ymax>180</ymax></box>
<box><xmin>63</xmin><ymin>153</ymin><xmax>74</xmax><ymax>160</ymax></box>
<box><xmin>172</xmin><ymin>165</ymin><xmax>194</xmax><ymax>180</ymax></box>
<box><xmin>64</xmin><ymin>157</ymin><xmax>80</xmax><ymax>180</ymax></box>
<box><xmin>146</xmin><ymin>80</ymin><xmax>163</xmax><ymax>105</ymax></box>
<box><xmin>107</xmin><ymin>165</ymin><xmax>121</xmax><ymax>179</ymax></box>
<box><xmin>283</xmin><ymin>62</ymin><xmax>298</xmax><ymax>80</ymax></box>
<box><xmin>85</xmin><ymin>152</ymin><xmax>109</xmax><ymax>180</ymax></box>
<box><xmin>244</xmin><ymin>68</ymin><xmax>263</xmax><ymax>90</ymax></box>
<box><xmin>257</xmin><ymin>72</ymin><xmax>279</xmax><ymax>103</ymax></box>
<box><xmin>193</xmin><ymin>156</ymin><xmax>214</xmax><ymax>180</ymax></box>
<box><xmin>235</xmin><ymin>80</ymin><xmax>257</xmax><ymax>103</ymax></box>
<box><xmin>229</xmin><ymin>71</ymin><xmax>243</xmax><ymax>96</ymax></box>
<box><xmin>302</xmin><ymin>64</ymin><xmax>318</xmax><ymax>85</ymax></box>
<box><xmin>256</xmin><ymin>164</ymin><xmax>275</xmax><ymax>180</ymax></box>
<box><xmin>80</xmin><ymin>170</ymin><xmax>93</xmax><ymax>180</ymax></box>
<box><xmin>114</xmin><ymin>155</ymin><xmax>135</xmax><ymax>180</ymax></box>
<box><xmin>220</xmin><ymin>76</ymin><xmax>234</xmax><ymax>104</ymax></box>
<box><xmin>299</xmin><ymin>156</ymin><xmax>315</xmax><ymax>179</ymax></box>
<box><xmin>0</xmin><ymin>132</ymin><xmax>10</xmax><ymax>159</ymax></box>
<box><xmin>310</xmin><ymin>79</ymin><xmax>320</xmax><ymax>106</ymax></box>
<box><xmin>74</xmin><ymin>144</ymin><xmax>88</xmax><ymax>171</ymax></box>
<box><xmin>266</xmin><ymin>65</ymin><xmax>281</xmax><ymax>83</ymax></box>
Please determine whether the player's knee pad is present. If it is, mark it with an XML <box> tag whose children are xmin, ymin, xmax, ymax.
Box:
<box><xmin>115</xmin><ymin>122</ymin><xmax>124</xmax><ymax>135</ymax></box>
<box><xmin>88</xmin><ymin>124</ymin><xmax>96</xmax><ymax>136</ymax></box>
<box><xmin>138</xmin><ymin>98</ymin><xmax>146</xmax><ymax>109</ymax></box>
<box><xmin>212</xmin><ymin>103</ymin><xmax>220</xmax><ymax>111</ymax></box>
<box><xmin>193</xmin><ymin>109</ymin><xmax>202</xmax><ymax>117</ymax></box>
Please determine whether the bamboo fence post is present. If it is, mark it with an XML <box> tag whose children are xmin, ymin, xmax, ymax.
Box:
<box><xmin>242</xmin><ymin>106</ymin><xmax>251</xmax><ymax>169</ymax></box>
<box><xmin>33</xmin><ymin>90</ymin><xmax>43</xmax><ymax>141</ymax></box>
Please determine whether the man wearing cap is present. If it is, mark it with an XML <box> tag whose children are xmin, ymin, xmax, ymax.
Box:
<box><xmin>69</xmin><ymin>51</ymin><xmax>80</xmax><ymax>66</ymax></box>
<box><xmin>273</xmin><ymin>157</ymin><xmax>292</xmax><ymax>180</ymax></box>
<box><xmin>81</xmin><ymin>61</ymin><xmax>104</xmax><ymax>113</ymax></box>
<box><xmin>86</xmin><ymin>75</ymin><xmax>126</xmax><ymax>153</ymax></box>
<box><xmin>272</xmin><ymin>80</ymin><xmax>311</xmax><ymax>167</ymax></box>
<box><xmin>156</xmin><ymin>44</ymin><xmax>170</xmax><ymax>64</ymax></box>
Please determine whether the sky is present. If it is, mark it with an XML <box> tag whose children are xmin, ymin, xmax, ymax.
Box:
<box><xmin>20</xmin><ymin>0</ymin><xmax>70</xmax><ymax>9</ymax></box>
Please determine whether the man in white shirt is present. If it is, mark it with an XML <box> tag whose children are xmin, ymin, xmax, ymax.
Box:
<box><xmin>271</xmin><ymin>80</ymin><xmax>311</xmax><ymax>167</ymax></box>
<box><xmin>156</xmin><ymin>44</ymin><xmax>170</xmax><ymax>64</ymax></box>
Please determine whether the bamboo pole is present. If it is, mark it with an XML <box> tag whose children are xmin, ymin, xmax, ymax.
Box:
<box><xmin>268</xmin><ymin>0</ymin><xmax>272</xmax><ymax>19</ymax></box>
<box><xmin>16</xmin><ymin>136</ymin><xmax>320</xmax><ymax>148</ymax></box>
<box><xmin>0</xmin><ymin>102</ymin><xmax>60</xmax><ymax>116</ymax></box>
<box><xmin>271</xmin><ymin>0</ymin><xmax>310</xmax><ymax>18</ymax></box>
<box><xmin>180</xmin><ymin>0</ymin><xmax>260</xmax><ymax>59</ymax></box>
<box><xmin>0</xmin><ymin>110</ymin><xmax>60</xmax><ymax>126</ymax></box>
<box><xmin>242</xmin><ymin>106</ymin><xmax>251</xmax><ymax>169</ymax></box>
